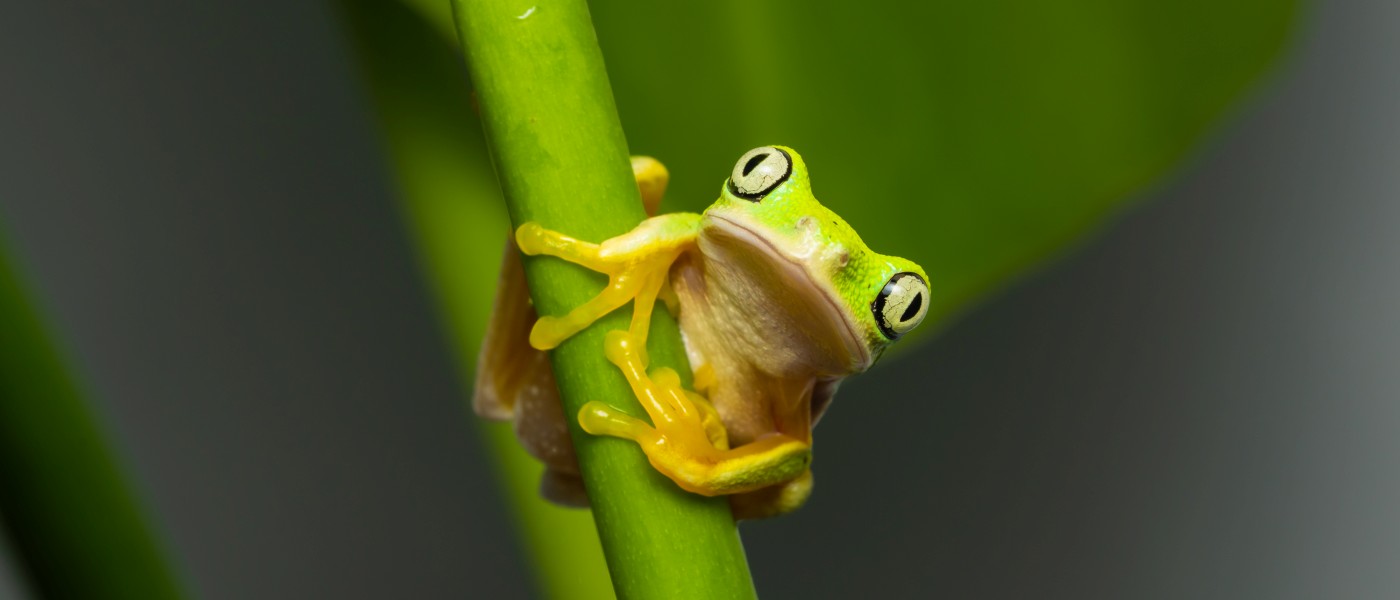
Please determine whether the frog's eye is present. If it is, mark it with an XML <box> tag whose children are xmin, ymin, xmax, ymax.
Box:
<box><xmin>727</xmin><ymin>146</ymin><xmax>792</xmax><ymax>200</ymax></box>
<box><xmin>872</xmin><ymin>272</ymin><xmax>928</xmax><ymax>340</ymax></box>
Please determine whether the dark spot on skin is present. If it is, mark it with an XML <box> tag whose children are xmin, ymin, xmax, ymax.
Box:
<box><xmin>742</xmin><ymin>153</ymin><xmax>768</xmax><ymax>176</ymax></box>
<box><xmin>900</xmin><ymin>292</ymin><xmax>923</xmax><ymax>322</ymax></box>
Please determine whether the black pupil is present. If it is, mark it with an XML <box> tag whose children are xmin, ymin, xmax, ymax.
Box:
<box><xmin>742</xmin><ymin>153</ymin><xmax>769</xmax><ymax>176</ymax></box>
<box><xmin>900</xmin><ymin>292</ymin><xmax>923</xmax><ymax>322</ymax></box>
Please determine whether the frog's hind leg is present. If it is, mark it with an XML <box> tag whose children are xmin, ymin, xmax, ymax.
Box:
<box><xmin>578</xmin><ymin>331</ymin><xmax>810</xmax><ymax>497</ymax></box>
<box><xmin>729</xmin><ymin>470</ymin><xmax>814</xmax><ymax>520</ymax></box>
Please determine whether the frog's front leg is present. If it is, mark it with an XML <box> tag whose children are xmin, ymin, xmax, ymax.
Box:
<box><xmin>579</xmin><ymin>331</ymin><xmax>813</xmax><ymax>496</ymax></box>
<box><xmin>516</xmin><ymin>213</ymin><xmax>700</xmax><ymax>352</ymax></box>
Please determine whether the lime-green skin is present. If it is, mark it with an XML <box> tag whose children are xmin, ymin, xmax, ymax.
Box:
<box><xmin>699</xmin><ymin>145</ymin><xmax>929</xmax><ymax>365</ymax></box>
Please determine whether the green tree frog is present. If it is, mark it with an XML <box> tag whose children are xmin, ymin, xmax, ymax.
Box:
<box><xmin>475</xmin><ymin>146</ymin><xmax>930</xmax><ymax>519</ymax></box>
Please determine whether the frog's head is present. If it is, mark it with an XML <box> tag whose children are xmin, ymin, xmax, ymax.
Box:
<box><xmin>703</xmin><ymin>145</ymin><xmax>931</xmax><ymax>367</ymax></box>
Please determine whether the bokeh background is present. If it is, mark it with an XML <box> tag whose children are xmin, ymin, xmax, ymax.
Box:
<box><xmin>3</xmin><ymin>0</ymin><xmax>1398</xmax><ymax>598</ymax></box>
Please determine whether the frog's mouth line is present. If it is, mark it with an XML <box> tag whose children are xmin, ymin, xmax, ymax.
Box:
<box><xmin>708</xmin><ymin>213</ymin><xmax>871</xmax><ymax>371</ymax></box>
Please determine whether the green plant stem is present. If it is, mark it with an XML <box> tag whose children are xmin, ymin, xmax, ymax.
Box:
<box><xmin>0</xmin><ymin>232</ymin><xmax>183</xmax><ymax>599</ymax></box>
<box><xmin>451</xmin><ymin>1</ymin><xmax>757</xmax><ymax>598</ymax></box>
<box><xmin>335</xmin><ymin>1</ymin><xmax>614</xmax><ymax>598</ymax></box>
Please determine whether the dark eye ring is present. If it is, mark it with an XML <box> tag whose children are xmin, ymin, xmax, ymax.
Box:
<box><xmin>872</xmin><ymin>272</ymin><xmax>928</xmax><ymax>340</ymax></box>
<box><xmin>727</xmin><ymin>146</ymin><xmax>792</xmax><ymax>200</ymax></box>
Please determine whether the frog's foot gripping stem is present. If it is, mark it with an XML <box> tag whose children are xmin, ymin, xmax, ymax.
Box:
<box><xmin>515</xmin><ymin>213</ymin><xmax>698</xmax><ymax>353</ymax></box>
<box><xmin>578</xmin><ymin>331</ymin><xmax>812</xmax><ymax>497</ymax></box>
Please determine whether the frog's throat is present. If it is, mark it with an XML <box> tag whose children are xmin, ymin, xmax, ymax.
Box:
<box><xmin>707</xmin><ymin>213</ymin><xmax>872</xmax><ymax>371</ymax></box>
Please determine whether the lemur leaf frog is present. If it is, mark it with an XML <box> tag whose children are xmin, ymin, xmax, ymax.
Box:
<box><xmin>475</xmin><ymin>146</ymin><xmax>929</xmax><ymax>518</ymax></box>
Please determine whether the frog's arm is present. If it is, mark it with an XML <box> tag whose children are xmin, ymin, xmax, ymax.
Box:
<box><xmin>474</xmin><ymin>156</ymin><xmax>670</xmax><ymax>419</ymax></box>
<box><xmin>516</xmin><ymin>211</ymin><xmax>700</xmax><ymax>352</ymax></box>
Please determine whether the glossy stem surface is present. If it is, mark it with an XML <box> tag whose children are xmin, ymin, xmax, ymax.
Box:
<box><xmin>335</xmin><ymin>1</ymin><xmax>615</xmax><ymax>598</ymax></box>
<box><xmin>451</xmin><ymin>1</ymin><xmax>758</xmax><ymax>598</ymax></box>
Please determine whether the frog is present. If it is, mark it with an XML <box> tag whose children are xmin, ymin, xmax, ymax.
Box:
<box><xmin>474</xmin><ymin>146</ymin><xmax>930</xmax><ymax>519</ymax></box>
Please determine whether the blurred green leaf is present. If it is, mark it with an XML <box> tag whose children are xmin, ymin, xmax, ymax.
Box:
<box><xmin>587</xmin><ymin>0</ymin><xmax>1299</xmax><ymax>340</ymax></box>
<box><xmin>0</xmin><ymin>229</ymin><xmax>184</xmax><ymax>599</ymax></box>
<box><xmin>404</xmin><ymin>0</ymin><xmax>1298</xmax><ymax>339</ymax></box>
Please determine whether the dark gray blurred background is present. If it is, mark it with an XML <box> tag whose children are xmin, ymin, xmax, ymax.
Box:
<box><xmin>1</xmin><ymin>0</ymin><xmax>1397</xmax><ymax>598</ymax></box>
